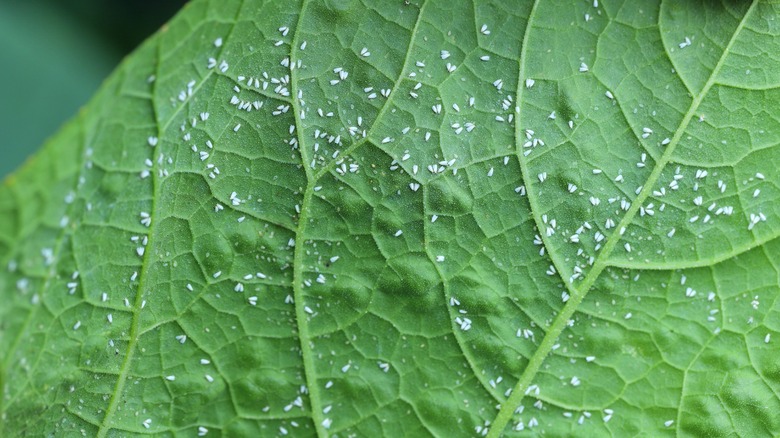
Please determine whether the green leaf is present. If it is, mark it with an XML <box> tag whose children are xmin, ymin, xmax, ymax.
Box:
<box><xmin>2</xmin><ymin>0</ymin><xmax>779</xmax><ymax>436</ymax></box>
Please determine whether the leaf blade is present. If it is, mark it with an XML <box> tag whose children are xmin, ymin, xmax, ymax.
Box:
<box><xmin>2</xmin><ymin>0</ymin><xmax>780</xmax><ymax>436</ymax></box>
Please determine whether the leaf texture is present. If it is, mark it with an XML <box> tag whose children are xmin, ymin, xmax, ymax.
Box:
<box><xmin>1</xmin><ymin>0</ymin><xmax>780</xmax><ymax>436</ymax></box>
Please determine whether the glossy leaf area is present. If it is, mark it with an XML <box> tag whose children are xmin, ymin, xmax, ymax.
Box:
<box><xmin>2</xmin><ymin>0</ymin><xmax>779</xmax><ymax>436</ymax></box>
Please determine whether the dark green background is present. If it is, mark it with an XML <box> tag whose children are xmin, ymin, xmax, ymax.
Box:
<box><xmin>0</xmin><ymin>0</ymin><xmax>186</xmax><ymax>178</ymax></box>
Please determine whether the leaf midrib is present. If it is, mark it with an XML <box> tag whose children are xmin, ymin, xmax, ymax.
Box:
<box><xmin>96</xmin><ymin>6</ymin><xmax>246</xmax><ymax>434</ymax></box>
<box><xmin>289</xmin><ymin>1</ymin><xmax>432</xmax><ymax>436</ymax></box>
<box><xmin>486</xmin><ymin>1</ymin><xmax>757</xmax><ymax>435</ymax></box>
<box><xmin>95</xmin><ymin>39</ymin><xmax>164</xmax><ymax>438</ymax></box>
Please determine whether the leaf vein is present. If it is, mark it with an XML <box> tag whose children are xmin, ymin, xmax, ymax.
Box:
<box><xmin>487</xmin><ymin>0</ymin><xmax>758</xmax><ymax>435</ymax></box>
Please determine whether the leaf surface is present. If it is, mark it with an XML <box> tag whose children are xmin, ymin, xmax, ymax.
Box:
<box><xmin>2</xmin><ymin>0</ymin><xmax>780</xmax><ymax>436</ymax></box>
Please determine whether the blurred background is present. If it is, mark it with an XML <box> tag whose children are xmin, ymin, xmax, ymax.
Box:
<box><xmin>0</xmin><ymin>0</ymin><xmax>187</xmax><ymax>178</ymax></box>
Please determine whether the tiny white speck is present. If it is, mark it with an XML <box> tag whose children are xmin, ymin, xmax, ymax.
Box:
<box><xmin>214</xmin><ymin>37</ymin><xmax>223</xmax><ymax>48</ymax></box>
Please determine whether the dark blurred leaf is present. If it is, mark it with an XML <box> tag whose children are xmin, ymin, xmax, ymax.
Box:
<box><xmin>0</xmin><ymin>1</ymin><xmax>118</xmax><ymax>177</ymax></box>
